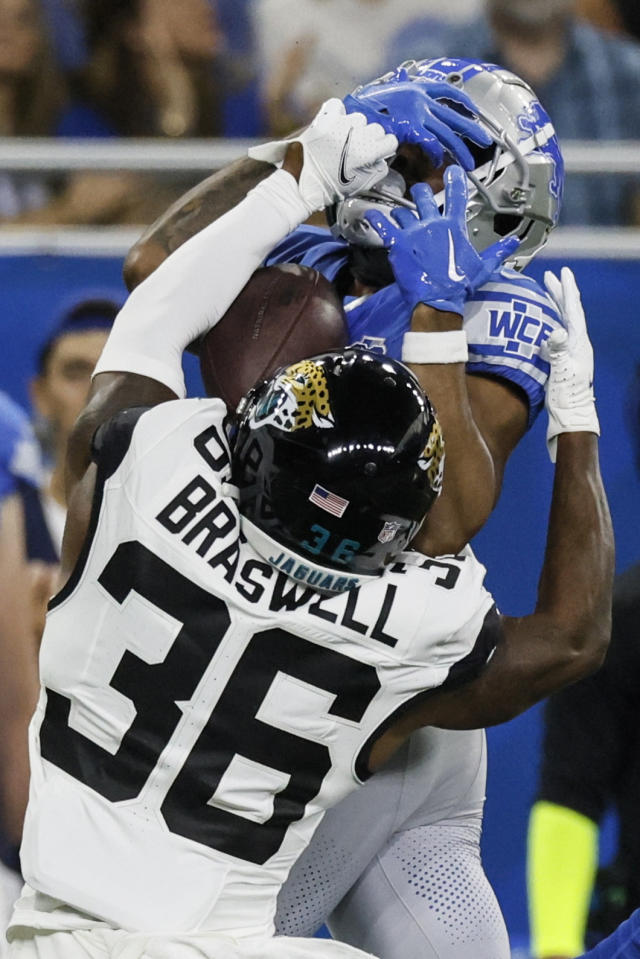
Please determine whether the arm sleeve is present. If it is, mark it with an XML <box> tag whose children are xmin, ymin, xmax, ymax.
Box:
<box><xmin>94</xmin><ymin>171</ymin><xmax>310</xmax><ymax>397</ymax></box>
<box><xmin>528</xmin><ymin>800</ymin><xmax>599</xmax><ymax>958</ymax></box>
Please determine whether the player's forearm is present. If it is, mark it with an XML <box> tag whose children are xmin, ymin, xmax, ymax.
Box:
<box><xmin>396</xmin><ymin>430</ymin><xmax>612</xmax><ymax>734</ymax></box>
<box><xmin>483</xmin><ymin>435</ymin><xmax>612</xmax><ymax>720</ymax></box>
<box><xmin>407</xmin><ymin>305</ymin><xmax>495</xmax><ymax>555</ymax></box>
<box><xmin>534</xmin><ymin>432</ymin><xmax>613</xmax><ymax>678</ymax></box>
<box><xmin>124</xmin><ymin>157</ymin><xmax>276</xmax><ymax>290</ymax></box>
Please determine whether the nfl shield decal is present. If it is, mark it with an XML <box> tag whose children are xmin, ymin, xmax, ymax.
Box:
<box><xmin>378</xmin><ymin>521</ymin><xmax>402</xmax><ymax>544</ymax></box>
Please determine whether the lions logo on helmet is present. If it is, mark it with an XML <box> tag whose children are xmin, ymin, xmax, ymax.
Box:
<box><xmin>249</xmin><ymin>359</ymin><xmax>334</xmax><ymax>433</ymax></box>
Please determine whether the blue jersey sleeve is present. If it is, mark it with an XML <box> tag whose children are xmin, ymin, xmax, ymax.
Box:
<box><xmin>462</xmin><ymin>268</ymin><xmax>562</xmax><ymax>427</ymax></box>
<box><xmin>265</xmin><ymin>226</ymin><xmax>349</xmax><ymax>283</ymax></box>
<box><xmin>345</xmin><ymin>267</ymin><xmax>562</xmax><ymax>429</ymax></box>
<box><xmin>265</xmin><ymin>232</ymin><xmax>561</xmax><ymax>429</ymax></box>
<box><xmin>0</xmin><ymin>392</ymin><xmax>42</xmax><ymax>500</ymax></box>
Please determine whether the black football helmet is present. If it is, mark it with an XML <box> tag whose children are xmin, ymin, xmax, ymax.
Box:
<box><xmin>232</xmin><ymin>349</ymin><xmax>444</xmax><ymax>593</ymax></box>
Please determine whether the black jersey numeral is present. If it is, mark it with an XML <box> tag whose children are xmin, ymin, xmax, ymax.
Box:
<box><xmin>40</xmin><ymin>540</ymin><xmax>380</xmax><ymax>862</ymax></box>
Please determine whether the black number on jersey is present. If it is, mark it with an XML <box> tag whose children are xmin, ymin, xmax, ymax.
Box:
<box><xmin>40</xmin><ymin>541</ymin><xmax>380</xmax><ymax>864</ymax></box>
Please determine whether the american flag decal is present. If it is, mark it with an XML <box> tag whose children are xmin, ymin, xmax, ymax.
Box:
<box><xmin>308</xmin><ymin>484</ymin><xmax>349</xmax><ymax>517</ymax></box>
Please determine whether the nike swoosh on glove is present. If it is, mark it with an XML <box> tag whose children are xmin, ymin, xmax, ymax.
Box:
<box><xmin>365</xmin><ymin>165</ymin><xmax>519</xmax><ymax>315</ymax></box>
<box><xmin>541</xmin><ymin>267</ymin><xmax>600</xmax><ymax>462</ymax></box>
<box><xmin>248</xmin><ymin>99</ymin><xmax>398</xmax><ymax>213</ymax></box>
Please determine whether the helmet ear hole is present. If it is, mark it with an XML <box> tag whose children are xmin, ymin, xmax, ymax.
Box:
<box><xmin>493</xmin><ymin>213</ymin><xmax>523</xmax><ymax>236</ymax></box>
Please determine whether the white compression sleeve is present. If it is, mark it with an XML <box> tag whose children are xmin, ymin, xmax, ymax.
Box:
<box><xmin>93</xmin><ymin>170</ymin><xmax>309</xmax><ymax>398</ymax></box>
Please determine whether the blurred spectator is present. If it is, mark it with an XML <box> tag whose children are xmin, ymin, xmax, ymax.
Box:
<box><xmin>39</xmin><ymin>0</ymin><xmax>86</xmax><ymax>70</ymax></box>
<box><xmin>253</xmin><ymin>0</ymin><xmax>485</xmax><ymax>134</ymax></box>
<box><xmin>610</xmin><ymin>0</ymin><xmax>640</xmax><ymax>43</ymax></box>
<box><xmin>1</xmin><ymin>0</ymin><xmax>251</xmax><ymax>225</ymax></box>
<box><xmin>215</xmin><ymin>0</ymin><xmax>261</xmax><ymax>136</ymax></box>
<box><xmin>439</xmin><ymin>0</ymin><xmax>640</xmax><ymax>225</ymax></box>
<box><xmin>0</xmin><ymin>300</ymin><xmax>116</xmax><ymax>951</ymax></box>
<box><xmin>0</xmin><ymin>392</ymin><xmax>41</xmax><ymax>956</ymax></box>
<box><xmin>576</xmin><ymin>0</ymin><xmax>624</xmax><ymax>32</ymax></box>
<box><xmin>79</xmin><ymin>0</ymin><xmax>226</xmax><ymax>138</ymax></box>
<box><xmin>0</xmin><ymin>0</ymin><xmax>96</xmax><ymax>219</ymax></box>
<box><xmin>23</xmin><ymin>294</ymin><xmax>118</xmax><ymax>638</ymax></box>
<box><xmin>0</xmin><ymin>0</ymin><xmax>149</xmax><ymax>225</ymax></box>
<box><xmin>577</xmin><ymin>0</ymin><xmax>640</xmax><ymax>43</ymax></box>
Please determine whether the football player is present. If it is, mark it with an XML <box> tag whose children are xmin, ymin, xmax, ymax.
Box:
<box><xmin>6</xmin><ymin>101</ymin><xmax>612</xmax><ymax>959</ymax></box>
<box><xmin>122</xmin><ymin>59</ymin><xmax>569</xmax><ymax>959</ymax></box>
<box><xmin>272</xmin><ymin>59</ymin><xmax>566</xmax><ymax>958</ymax></box>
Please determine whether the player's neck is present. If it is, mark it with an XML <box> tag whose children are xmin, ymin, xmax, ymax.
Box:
<box><xmin>350</xmin><ymin>276</ymin><xmax>380</xmax><ymax>297</ymax></box>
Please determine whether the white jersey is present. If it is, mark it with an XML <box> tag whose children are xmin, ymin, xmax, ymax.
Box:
<box><xmin>14</xmin><ymin>399</ymin><xmax>497</xmax><ymax>941</ymax></box>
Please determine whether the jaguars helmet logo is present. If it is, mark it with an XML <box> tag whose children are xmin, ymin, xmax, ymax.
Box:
<box><xmin>418</xmin><ymin>419</ymin><xmax>444</xmax><ymax>493</ymax></box>
<box><xmin>250</xmin><ymin>360</ymin><xmax>334</xmax><ymax>432</ymax></box>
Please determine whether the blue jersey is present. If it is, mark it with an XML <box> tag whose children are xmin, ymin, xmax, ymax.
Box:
<box><xmin>266</xmin><ymin>227</ymin><xmax>563</xmax><ymax>428</ymax></box>
<box><xmin>0</xmin><ymin>391</ymin><xmax>42</xmax><ymax>501</ymax></box>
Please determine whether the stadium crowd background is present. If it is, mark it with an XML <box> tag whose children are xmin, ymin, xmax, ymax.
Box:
<box><xmin>1</xmin><ymin>0</ymin><xmax>640</xmax><ymax>956</ymax></box>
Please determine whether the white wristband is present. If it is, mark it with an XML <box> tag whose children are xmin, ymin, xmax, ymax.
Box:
<box><xmin>401</xmin><ymin>331</ymin><xmax>468</xmax><ymax>365</ymax></box>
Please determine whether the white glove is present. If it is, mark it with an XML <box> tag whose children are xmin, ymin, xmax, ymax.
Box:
<box><xmin>541</xmin><ymin>267</ymin><xmax>600</xmax><ymax>462</ymax></box>
<box><xmin>248</xmin><ymin>98</ymin><xmax>398</xmax><ymax>213</ymax></box>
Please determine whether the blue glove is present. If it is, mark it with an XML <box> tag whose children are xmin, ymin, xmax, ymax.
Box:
<box><xmin>365</xmin><ymin>166</ymin><xmax>520</xmax><ymax>315</ymax></box>
<box><xmin>344</xmin><ymin>69</ymin><xmax>492</xmax><ymax>172</ymax></box>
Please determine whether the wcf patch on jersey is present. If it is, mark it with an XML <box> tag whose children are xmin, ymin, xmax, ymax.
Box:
<box><xmin>487</xmin><ymin>299</ymin><xmax>554</xmax><ymax>359</ymax></box>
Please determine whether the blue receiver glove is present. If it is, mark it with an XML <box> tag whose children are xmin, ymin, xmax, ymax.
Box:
<box><xmin>365</xmin><ymin>165</ymin><xmax>520</xmax><ymax>315</ymax></box>
<box><xmin>344</xmin><ymin>69</ymin><xmax>492</xmax><ymax>172</ymax></box>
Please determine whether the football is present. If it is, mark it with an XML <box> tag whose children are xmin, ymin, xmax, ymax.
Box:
<box><xmin>199</xmin><ymin>263</ymin><xmax>348</xmax><ymax>410</ymax></box>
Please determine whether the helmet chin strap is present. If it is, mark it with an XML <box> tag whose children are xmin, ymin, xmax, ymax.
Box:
<box><xmin>241</xmin><ymin>517</ymin><xmax>379</xmax><ymax>594</ymax></box>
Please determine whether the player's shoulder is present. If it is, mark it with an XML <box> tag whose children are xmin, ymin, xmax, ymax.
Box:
<box><xmin>92</xmin><ymin>398</ymin><xmax>229</xmax><ymax>477</ymax></box>
<box><xmin>266</xmin><ymin>225</ymin><xmax>349</xmax><ymax>282</ymax></box>
<box><xmin>469</xmin><ymin>264</ymin><xmax>560</xmax><ymax>318</ymax></box>
<box><xmin>462</xmin><ymin>265</ymin><xmax>563</xmax><ymax>428</ymax></box>
<box><xmin>364</xmin><ymin>545</ymin><xmax>494</xmax><ymax>658</ymax></box>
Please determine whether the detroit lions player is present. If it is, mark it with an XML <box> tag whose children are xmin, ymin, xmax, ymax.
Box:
<box><xmin>122</xmin><ymin>58</ymin><xmax>569</xmax><ymax>959</ymax></box>
<box><xmin>270</xmin><ymin>63</ymin><xmax>568</xmax><ymax>959</ymax></box>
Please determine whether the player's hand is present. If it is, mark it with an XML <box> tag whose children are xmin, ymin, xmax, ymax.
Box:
<box><xmin>365</xmin><ymin>165</ymin><xmax>519</xmax><ymax>314</ymax></box>
<box><xmin>344</xmin><ymin>69</ymin><xmax>492</xmax><ymax>172</ymax></box>
<box><xmin>541</xmin><ymin>267</ymin><xmax>600</xmax><ymax>462</ymax></box>
<box><xmin>249</xmin><ymin>99</ymin><xmax>397</xmax><ymax>212</ymax></box>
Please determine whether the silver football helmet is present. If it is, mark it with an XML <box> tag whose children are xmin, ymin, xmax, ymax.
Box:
<box><xmin>331</xmin><ymin>58</ymin><xmax>564</xmax><ymax>270</ymax></box>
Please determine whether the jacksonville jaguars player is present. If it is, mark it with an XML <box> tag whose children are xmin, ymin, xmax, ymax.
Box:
<box><xmin>7</xmin><ymin>92</ymin><xmax>610</xmax><ymax>959</ymax></box>
<box><xmin>122</xmin><ymin>58</ymin><xmax>569</xmax><ymax>959</ymax></box>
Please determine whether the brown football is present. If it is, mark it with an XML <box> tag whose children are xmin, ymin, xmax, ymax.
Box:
<box><xmin>199</xmin><ymin>263</ymin><xmax>348</xmax><ymax>410</ymax></box>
